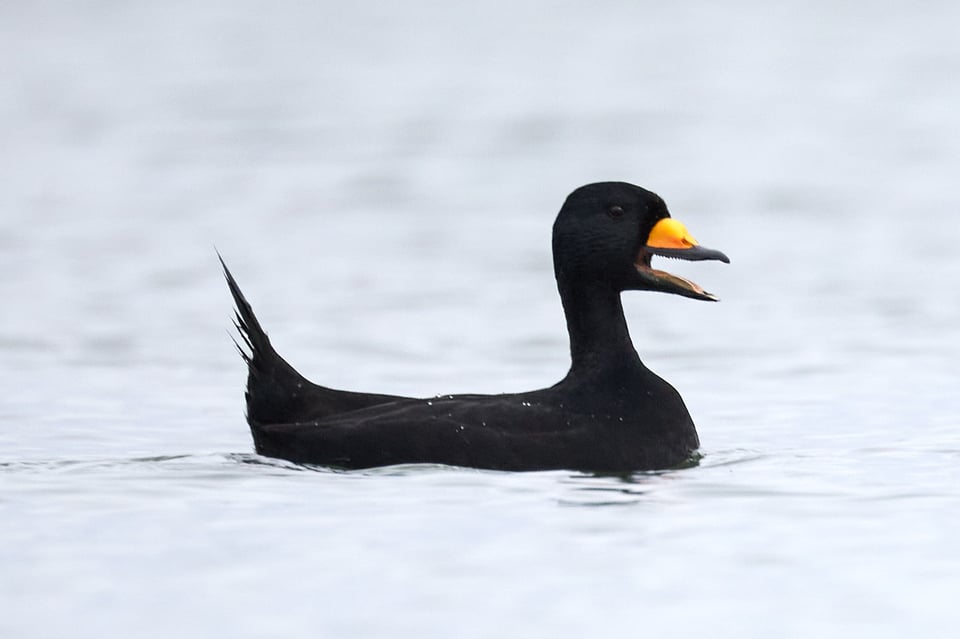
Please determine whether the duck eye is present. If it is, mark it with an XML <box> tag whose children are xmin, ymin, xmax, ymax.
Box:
<box><xmin>608</xmin><ymin>205</ymin><xmax>625</xmax><ymax>218</ymax></box>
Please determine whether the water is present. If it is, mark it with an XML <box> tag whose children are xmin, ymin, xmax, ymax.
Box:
<box><xmin>2</xmin><ymin>1</ymin><xmax>960</xmax><ymax>636</ymax></box>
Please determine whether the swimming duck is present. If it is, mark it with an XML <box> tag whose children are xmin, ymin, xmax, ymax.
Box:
<box><xmin>221</xmin><ymin>182</ymin><xmax>728</xmax><ymax>472</ymax></box>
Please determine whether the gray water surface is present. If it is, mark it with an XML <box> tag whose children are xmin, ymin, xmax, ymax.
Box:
<box><xmin>2</xmin><ymin>1</ymin><xmax>960</xmax><ymax>637</ymax></box>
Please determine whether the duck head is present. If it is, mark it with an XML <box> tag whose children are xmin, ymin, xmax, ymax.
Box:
<box><xmin>552</xmin><ymin>182</ymin><xmax>729</xmax><ymax>301</ymax></box>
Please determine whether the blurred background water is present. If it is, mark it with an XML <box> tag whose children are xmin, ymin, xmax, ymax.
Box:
<box><xmin>2</xmin><ymin>1</ymin><xmax>959</xmax><ymax>637</ymax></box>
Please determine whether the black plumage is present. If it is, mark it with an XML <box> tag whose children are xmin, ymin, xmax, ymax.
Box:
<box><xmin>220</xmin><ymin>182</ymin><xmax>728</xmax><ymax>472</ymax></box>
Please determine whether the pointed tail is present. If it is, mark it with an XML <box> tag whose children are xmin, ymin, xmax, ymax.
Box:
<box><xmin>218</xmin><ymin>252</ymin><xmax>313</xmax><ymax>425</ymax></box>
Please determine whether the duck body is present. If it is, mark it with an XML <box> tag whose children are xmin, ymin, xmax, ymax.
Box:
<box><xmin>250</xmin><ymin>365</ymin><xmax>697</xmax><ymax>472</ymax></box>
<box><xmin>222</xmin><ymin>182</ymin><xmax>727</xmax><ymax>472</ymax></box>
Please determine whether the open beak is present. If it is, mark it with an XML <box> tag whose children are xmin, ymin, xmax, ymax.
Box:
<box><xmin>635</xmin><ymin>218</ymin><xmax>730</xmax><ymax>301</ymax></box>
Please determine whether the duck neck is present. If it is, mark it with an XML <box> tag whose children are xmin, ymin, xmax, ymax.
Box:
<box><xmin>559</xmin><ymin>279</ymin><xmax>641</xmax><ymax>378</ymax></box>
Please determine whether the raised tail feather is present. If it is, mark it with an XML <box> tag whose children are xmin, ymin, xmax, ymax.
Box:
<box><xmin>218</xmin><ymin>252</ymin><xmax>315</xmax><ymax>425</ymax></box>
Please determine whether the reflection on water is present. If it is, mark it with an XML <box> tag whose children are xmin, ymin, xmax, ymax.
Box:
<box><xmin>3</xmin><ymin>0</ymin><xmax>960</xmax><ymax>637</ymax></box>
